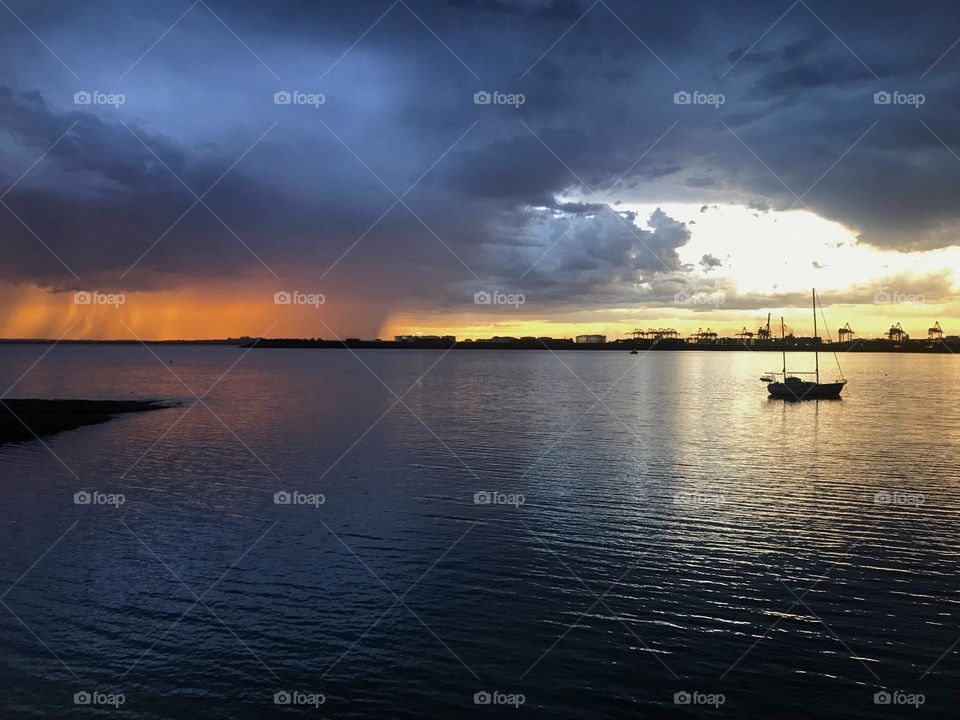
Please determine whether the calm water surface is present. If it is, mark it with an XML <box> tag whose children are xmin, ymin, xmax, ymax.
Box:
<box><xmin>1</xmin><ymin>345</ymin><xmax>959</xmax><ymax>718</ymax></box>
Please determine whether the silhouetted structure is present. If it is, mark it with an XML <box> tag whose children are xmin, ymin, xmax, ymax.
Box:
<box><xmin>756</xmin><ymin>313</ymin><xmax>772</xmax><ymax>340</ymax></box>
<box><xmin>887</xmin><ymin>323</ymin><xmax>908</xmax><ymax>342</ymax></box>
<box><xmin>764</xmin><ymin>290</ymin><xmax>846</xmax><ymax>399</ymax></box>
<box><xmin>247</xmin><ymin>318</ymin><xmax>960</xmax><ymax>353</ymax></box>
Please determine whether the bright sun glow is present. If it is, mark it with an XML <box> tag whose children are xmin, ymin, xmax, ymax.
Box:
<box><xmin>627</xmin><ymin>202</ymin><xmax>960</xmax><ymax>297</ymax></box>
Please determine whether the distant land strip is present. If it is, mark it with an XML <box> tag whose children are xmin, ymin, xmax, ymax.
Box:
<box><xmin>0</xmin><ymin>339</ymin><xmax>253</xmax><ymax>345</ymax></box>
<box><xmin>244</xmin><ymin>337</ymin><xmax>959</xmax><ymax>353</ymax></box>
<box><xmin>0</xmin><ymin>336</ymin><xmax>955</xmax><ymax>353</ymax></box>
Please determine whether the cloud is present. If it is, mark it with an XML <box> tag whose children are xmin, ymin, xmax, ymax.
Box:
<box><xmin>3</xmin><ymin>0</ymin><xmax>960</xmax><ymax>338</ymax></box>
<box><xmin>701</xmin><ymin>253</ymin><xmax>723</xmax><ymax>269</ymax></box>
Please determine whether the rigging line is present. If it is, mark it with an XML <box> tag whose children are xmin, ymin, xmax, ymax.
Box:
<box><xmin>816</xmin><ymin>292</ymin><xmax>844</xmax><ymax>380</ymax></box>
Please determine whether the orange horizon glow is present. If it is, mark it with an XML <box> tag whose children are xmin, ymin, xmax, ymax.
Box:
<box><xmin>1</xmin><ymin>282</ymin><xmax>957</xmax><ymax>342</ymax></box>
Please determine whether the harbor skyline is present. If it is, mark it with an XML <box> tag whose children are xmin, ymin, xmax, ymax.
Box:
<box><xmin>0</xmin><ymin>305</ymin><xmax>952</xmax><ymax>344</ymax></box>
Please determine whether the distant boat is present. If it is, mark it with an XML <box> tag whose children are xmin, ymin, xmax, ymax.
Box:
<box><xmin>763</xmin><ymin>289</ymin><xmax>846</xmax><ymax>400</ymax></box>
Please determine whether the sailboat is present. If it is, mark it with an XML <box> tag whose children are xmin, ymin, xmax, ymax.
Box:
<box><xmin>762</xmin><ymin>289</ymin><xmax>846</xmax><ymax>400</ymax></box>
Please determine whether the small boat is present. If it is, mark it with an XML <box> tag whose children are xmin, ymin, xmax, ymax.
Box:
<box><xmin>767</xmin><ymin>375</ymin><xmax>845</xmax><ymax>399</ymax></box>
<box><xmin>629</xmin><ymin>349</ymin><xmax>639</xmax><ymax>354</ymax></box>
<box><xmin>764</xmin><ymin>289</ymin><xmax>846</xmax><ymax>400</ymax></box>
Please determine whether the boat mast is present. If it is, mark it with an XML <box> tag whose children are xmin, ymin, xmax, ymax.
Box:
<box><xmin>812</xmin><ymin>288</ymin><xmax>819</xmax><ymax>383</ymax></box>
<box><xmin>781</xmin><ymin>317</ymin><xmax>787</xmax><ymax>376</ymax></box>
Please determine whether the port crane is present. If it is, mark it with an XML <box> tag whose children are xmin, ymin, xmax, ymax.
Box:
<box><xmin>756</xmin><ymin>313</ymin><xmax>772</xmax><ymax>340</ymax></box>
<box><xmin>838</xmin><ymin>323</ymin><xmax>855</xmax><ymax>342</ymax></box>
<box><xmin>928</xmin><ymin>321</ymin><xmax>944</xmax><ymax>341</ymax></box>
<box><xmin>631</xmin><ymin>328</ymin><xmax>678</xmax><ymax>341</ymax></box>
<box><xmin>887</xmin><ymin>322</ymin><xmax>908</xmax><ymax>342</ymax></box>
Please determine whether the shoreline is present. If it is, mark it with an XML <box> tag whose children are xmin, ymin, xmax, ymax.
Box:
<box><xmin>0</xmin><ymin>338</ymin><xmax>954</xmax><ymax>354</ymax></box>
<box><xmin>0</xmin><ymin>399</ymin><xmax>175</xmax><ymax>445</ymax></box>
<box><xmin>242</xmin><ymin>338</ymin><xmax>960</xmax><ymax>353</ymax></box>
<box><xmin>0</xmin><ymin>339</ymin><xmax>251</xmax><ymax>346</ymax></box>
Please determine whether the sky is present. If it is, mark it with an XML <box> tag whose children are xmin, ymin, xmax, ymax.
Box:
<box><xmin>1</xmin><ymin>0</ymin><xmax>959</xmax><ymax>340</ymax></box>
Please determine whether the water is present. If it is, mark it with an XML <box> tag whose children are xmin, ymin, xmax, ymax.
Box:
<box><xmin>1</xmin><ymin>345</ymin><xmax>958</xmax><ymax>718</ymax></box>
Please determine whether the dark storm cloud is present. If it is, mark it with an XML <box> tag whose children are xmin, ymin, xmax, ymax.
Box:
<box><xmin>0</xmin><ymin>86</ymin><xmax>185</xmax><ymax>190</ymax></box>
<box><xmin>700</xmin><ymin>253</ymin><xmax>722</xmax><ymax>269</ymax></box>
<box><xmin>0</xmin><ymin>86</ymin><xmax>323</xmax><ymax>288</ymax></box>
<box><xmin>2</xmin><ymin>0</ymin><xmax>960</xmax><ymax>314</ymax></box>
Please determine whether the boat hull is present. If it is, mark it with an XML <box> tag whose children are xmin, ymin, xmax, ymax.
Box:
<box><xmin>767</xmin><ymin>380</ymin><xmax>845</xmax><ymax>399</ymax></box>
